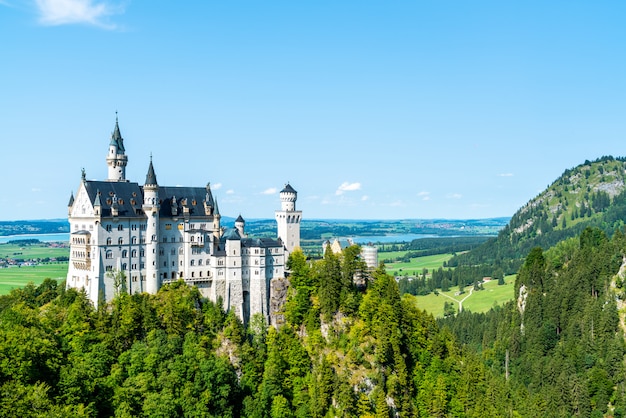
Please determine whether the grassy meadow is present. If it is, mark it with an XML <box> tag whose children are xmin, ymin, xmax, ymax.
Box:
<box><xmin>382</xmin><ymin>253</ymin><xmax>454</xmax><ymax>276</ymax></box>
<box><xmin>0</xmin><ymin>263</ymin><xmax>68</xmax><ymax>294</ymax></box>
<box><xmin>0</xmin><ymin>242</ymin><xmax>69</xmax><ymax>294</ymax></box>
<box><xmin>409</xmin><ymin>274</ymin><xmax>516</xmax><ymax>318</ymax></box>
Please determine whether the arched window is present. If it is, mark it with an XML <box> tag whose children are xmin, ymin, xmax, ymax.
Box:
<box><xmin>122</xmin><ymin>263</ymin><xmax>127</xmax><ymax>270</ymax></box>
<box><xmin>105</xmin><ymin>250</ymin><xmax>113</xmax><ymax>259</ymax></box>
<box><xmin>132</xmin><ymin>236</ymin><xmax>137</xmax><ymax>244</ymax></box>
<box><xmin>118</xmin><ymin>225</ymin><xmax>123</xmax><ymax>231</ymax></box>
<box><xmin>190</xmin><ymin>260</ymin><xmax>195</xmax><ymax>266</ymax></box>
<box><xmin>131</xmin><ymin>249</ymin><xmax>137</xmax><ymax>257</ymax></box>
<box><xmin>118</xmin><ymin>237</ymin><xmax>123</xmax><ymax>245</ymax></box>
<box><xmin>106</xmin><ymin>237</ymin><xmax>112</xmax><ymax>245</ymax></box>
<box><xmin>122</xmin><ymin>250</ymin><xmax>128</xmax><ymax>258</ymax></box>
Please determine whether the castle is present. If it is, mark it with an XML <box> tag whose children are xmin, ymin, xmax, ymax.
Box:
<box><xmin>66</xmin><ymin>118</ymin><xmax>301</xmax><ymax>324</ymax></box>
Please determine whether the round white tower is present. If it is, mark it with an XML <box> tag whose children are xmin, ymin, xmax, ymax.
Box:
<box><xmin>275</xmin><ymin>183</ymin><xmax>302</xmax><ymax>255</ymax></box>
<box><xmin>106</xmin><ymin>116</ymin><xmax>128</xmax><ymax>181</ymax></box>
<box><xmin>143</xmin><ymin>157</ymin><xmax>160</xmax><ymax>294</ymax></box>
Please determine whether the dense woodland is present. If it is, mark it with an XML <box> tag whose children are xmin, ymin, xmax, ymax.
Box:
<box><xmin>3</xmin><ymin>157</ymin><xmax>626</xmax><ymax>416</ymax></box>
<box><xmin>2</xmin><ymin>225</ymin><xmax>626</xmax><ymax>417</ymax></box>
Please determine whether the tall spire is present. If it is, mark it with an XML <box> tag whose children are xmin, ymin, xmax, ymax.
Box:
<box><xmin>106</xmin><ymin>114</ymin><xmax>128</xmax><ymax>182</ymax></box>
<box><xmin>110</xmin><ymin>114</ymin><xmax>125</xmax><ymax>153</ymax></box>
<box><xmin>145</xmin><ymin>155</ymin><xmax>158</xmax><ymax>186</ymax></box>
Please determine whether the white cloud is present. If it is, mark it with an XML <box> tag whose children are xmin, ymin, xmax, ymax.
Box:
<box><xmin>361</xmin><ymin>195</ymin><xmax>369</xmax><ymax>201</ymax></box>
<box><xmin>446</xmin><ymin>193</ymin><xmax>462</xmax><ymax>199</ymax></box>
<box><xmin>226</xmin><ymin>189</ymin><xmax>235</xmax><ymax>195</ymax></box>
<box><xmin>261</xmin><ymin>187</ymin><xmax>277</xmax><ymax>195</ymax></box>
<box><xmin>498</xmin><ymin>173</ymin><xmax>514</xmax><ymax>177</ymax></box>
<box><xmin>212</xmin><ymin>182</ymin><xmax>222</xmax><ymax>190</ymax></box>
<box><xmin>418</xmin><ymin>191</ymin><xmax>430</xmax><ymax>201</ymax></box>
<box><xmin>335</xmin><ymin>181</ymin><xmax>361</xmax><ymax>195</ymax></box>
<box><xmin>35</xmin><ymin>0</ymin><xmax>123</xmax><ymax>29</ymax></box>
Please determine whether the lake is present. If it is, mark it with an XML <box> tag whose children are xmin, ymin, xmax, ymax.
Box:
<box><xmin>0</xmin><ymin>233</ymin><xmax>70</xmax><ymax>244</ymax></box>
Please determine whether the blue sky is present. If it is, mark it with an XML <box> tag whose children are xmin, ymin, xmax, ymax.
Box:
<box><xmin>2</xmin><ymin>1</ymin><xmax>626</xmax><ymax>221</ymax></box>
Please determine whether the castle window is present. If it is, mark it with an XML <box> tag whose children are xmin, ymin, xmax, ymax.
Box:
<box><xmin>190</xmin><ymin>260</ymin><xmax>195</xmax><ymax>266</ymax></box>
<box><xmin>140</xmin><ymin>250</ymin><xmax>145</xmax><ymax>257</ymax></box>
<box><xmin>191</xmin><ymin>236</ymin><xmax>194</xmax><ymax>242</ymax></box>
<box><xmin>118</xmin><ymin>237</ymin><xmax>123</xmax><ymax>245</ymax></box>
<box><xmin>179</xmin><ymin>272</ymin><xmax>183</xmax><ymax>278</ymax></box>
<box><xmin>141</xmin><ymin>237</ymin><xmax>145</xmax><ymax>244</ymax></box>
<box><xmin>118</xmin><ymin>225</ymin><xmax>123</xmax><ymax>231</ymax></box>
<box><xmin>122</xmin><ymin>263</ymin><xmax>127</xmax><ymax>270</ymax></box>
<box><xmin>198</xmin><ymin>259</ymin><xmax>202</xmax><ymax>266</ymax></box>
<box><xmin>172</xmin><ymin>272</ymin><xmax>176</xmax><ymax>278</ymax></box>
<box><xmin>89</xmin><ymin>224</ymin><xmax>93</xmax><ymax>231</ymax></box>
<box><xmin>191</xmin><ymin>272</ymin><xmax>195</xmax><ymax>278</ymax></box>
<box><xmin>179</xmin><ymin>248</ymin><xmax>184</xmax><ymax>255</ymax></box>
<box><xmin>122</xmin><ymin>250</ymin><xmax>128</xmax><ymax>258</ymax></box>
<box><xmin>159</xmin><ymin>249</ymin><xmax>164</xmax><ymax>256</ymax></box>
<box><xmin>106</xmin><ymin>224</ymin><xmax>112</xmax><ymax>232</ymax></box>
<box><xmin>132</xmin><ymin>276</ymin><xmax>137</xmax><ymax>282</ymax></box>
<box><xmin>199</xmin><ymin>271</ymin><xmax>202</xmax><ymax>277</ymax></box>
<box><xmin>132</xmin><ymin>236</ymin><xmax>137</xmax><ymax>244</ymax></box>
<box><xmin>106</xmin><ymin>238</ymin><xmax>112</xmax><ymax>245</ymax></box>
<box><xmin>163</xmin><ymin>273</ymin><xmax>167</xmax><ymax>279</ymax></box>
<box><xmin>172</xmin><ymin>261</ymin><xmax>175</xmax><ymax>266</ymax></box>
<box><xmin>151</xmin><ymin>235</ymin><xmax>156</xmax><ymax>242</ymax></box>
<box><xmin>164</xmin><ymin>261</ymin><xmax>167</xmax><ymax>267</ymax></box>
<box><xmin>140</xmin><ymin>224</ymin><xmax>146</xmax><ymax>231</ymax></box>
<box><xmin>163</xmin><ymin>237</ymin><xmax>167</xmax><ymax>243</ymax></box>
<box><xmin>131</xmin><ymin>224</ymin><xmax>137</xmax><ymax>231</ymax></box>
<box><xmin>171</xmin><ymin>237</ymin><xmax>175</xmax><ymax>243</ymax></box>
<box><xmin>132</xmin><ymin>264</ymin><xmax>137</xmax><ymax>270</ymax></box>
<box><xmin>106</xmin><ymin>265</ymin><xmax>113</xmax><ymax>271</ymax></box>
<box><xmin>141</xmin><ymin>263</ymin><xmax>145</xmax><ymax>269</ymax></box>
<box><xmin>171</xmin><ymin>249</ymin><xmax>176</xmax><ymax>255</ymax></box>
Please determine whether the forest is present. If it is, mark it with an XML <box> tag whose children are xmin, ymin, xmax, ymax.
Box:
<box><xmin>1</xmin><ymin>225</ymin><xmax>625</xmax><ymax>417</ymax></box>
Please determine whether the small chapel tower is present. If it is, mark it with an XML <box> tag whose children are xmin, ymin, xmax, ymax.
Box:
<box><xmin>106</xmin><ymin>116</ymin><xmax>128</xmax><ymax>181</ymax></box>
<box><xmin>275</xmin><ymin>183</ymin><xmax>301</xmax><ymax>254</ymax></box>
<box><xmin>143</xmin><ymin>157</ymin><xmax>160</xmax><ymax>294</ymax></box>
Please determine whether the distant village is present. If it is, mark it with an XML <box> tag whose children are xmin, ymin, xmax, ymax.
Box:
<box><xmin>0</xmin><ymin>239</ymin><xmax>69</xmax><ymax>268</ymax></box>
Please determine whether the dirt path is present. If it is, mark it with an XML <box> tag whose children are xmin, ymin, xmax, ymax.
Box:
<box><xmin>440</xmin><ymin>287</ymin><xmax>474</xmax><ymax>313</ymax></box>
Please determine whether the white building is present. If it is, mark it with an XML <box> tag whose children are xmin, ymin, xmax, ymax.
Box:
<box><xmin>66</xmin><ymin>118</ymin><xmax>301</xmax><ymax>324</ymax></box>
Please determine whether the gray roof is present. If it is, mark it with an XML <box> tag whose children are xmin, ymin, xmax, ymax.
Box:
<box><xmin>241</xmin><ymin>237</ymin><xmax>283</xmax><ymax>248</ymax></box>
<box><xmin>68</xmin><ymin>192</ymin><xmax>74</xmax><ymax>207</ymax></box>
<box><xmin>221</xmin><ymin>228</ymin><xmax>241</xmax><ymax>241</ymax></box>
<box><xmin>281</xmin><ymin>183</ymin><xmax>296</xmax><ymax>194</ymax></box>
<box><xmin>85</xmin><ymin>181</ymin><xmax>144</xmax><ymax>218</ymax></box>
<box><xmin>158</xmin><ymin>186</ymin><xmax>214</xmax><ymax>218</ymax></box>
<box><xmin>235</xmin><ymin>214</ymin><xmax>245</xmax><ymax>223</ymax></box>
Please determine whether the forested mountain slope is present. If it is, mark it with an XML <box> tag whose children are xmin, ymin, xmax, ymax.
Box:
<box><xmin>450</xmin><ymin>156</ymin><xmax>626</xmax><ymax>268</ymax></box>
<box><xmin>442</xmin><ymin>227</ymin><xmax>626</xmax><ymax>417</ymax></box>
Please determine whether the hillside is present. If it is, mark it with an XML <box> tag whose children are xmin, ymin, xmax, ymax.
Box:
<box><xmin>450</xmin><ymin>155</ymin><xmax>626</xmax><ymax>267</ymax></box>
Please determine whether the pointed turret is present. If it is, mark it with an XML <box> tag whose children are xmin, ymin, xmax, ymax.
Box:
<box><xmin>145</xmin><ymin>156</ymin><xmax>158</xmax><ymax>186</ymax></box>
<box><xmin>106</xmin><ymin>114</ymin><xmax>129</xmax><ymax>182</ymax></box>
<box><xmin>142</xmin><ymin>157</ymin><xmax>160</xmax><ymax>295</ymax></box>
<box><xmin>93</xmin><ymin>190</ymin><xmax>102</xmax><ymax>217</ymax></box>
<box><xmin>275</xmin><ymin>182</ymin><xmax>302</xmax><ymax>255</ymax></box>
<box><xmin>235</xmin><ymin>214</ymin><xmax>245</xmax><ymax>237</ymax></box>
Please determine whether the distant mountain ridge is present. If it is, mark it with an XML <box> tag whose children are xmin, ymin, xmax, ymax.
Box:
<box><xmin>451</xmin><ymin>155</ymin><xmax>626</xmax><ymax>266</ymax></box>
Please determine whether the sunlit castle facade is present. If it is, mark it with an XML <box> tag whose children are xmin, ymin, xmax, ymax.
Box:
<box><xmin>66</xmin><ymin>118</ymin><xmax>301</xmax><ymax>323</ymax></box>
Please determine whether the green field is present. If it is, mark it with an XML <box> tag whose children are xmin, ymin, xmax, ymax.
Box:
<box><xmin>382</xmin><ymin>253</ymin><xmax>454</xmax><ymax>276</ymax></box>
<box><xmin>0</xmin><ymin>243</ymin><xmax>68</xmax><ymax>260</ymax></box>
<box><xmin>0</xmin><ymin>262</ymin><xmax>68</xmax><ymax>294</ymax></box>
<box><xmin>410</xmin><ymin>275</ymin><xmax>516</xmax><ymax>317</ymax></box>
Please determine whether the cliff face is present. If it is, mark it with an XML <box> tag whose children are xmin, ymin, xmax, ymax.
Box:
<box><xmin>270</xmin><ymin>277</ymin><xmax>289</xmax><ymax>327</ymax></box>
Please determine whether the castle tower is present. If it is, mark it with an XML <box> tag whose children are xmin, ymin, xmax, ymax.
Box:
<box><xmin>275</xmin><ymin>183</ymin><xmax>301</xmax><ymax>254</ymax></box>
<box><xmin>143</xmin><ymin>157</ymin><xmax>160</xmax><ymax>294</ymax></box>
<box><xmin>106</xmin><ymin>116</ymin><xmax>128</xmax><ymax>181</ymax></box>
<box><xmin>235</xmin><ymin>214</ymin><xmax>245</xmax><ymax>237</ymax></box>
